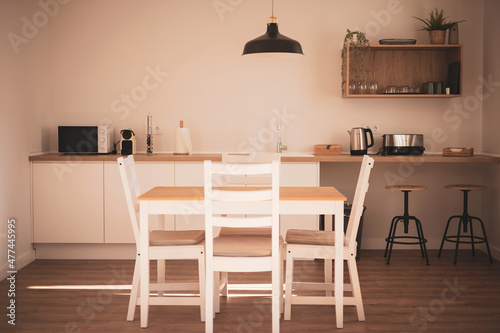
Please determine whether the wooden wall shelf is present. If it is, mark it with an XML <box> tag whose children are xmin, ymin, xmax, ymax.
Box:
<box><xmin>342</xmin><ymin>44</ymin><xmax>463</xmax><ymax>98</ymax></box>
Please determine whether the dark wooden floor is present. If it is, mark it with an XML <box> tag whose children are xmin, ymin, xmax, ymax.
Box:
<box><xmin>1</xmin><ymin>250</ymin><xmax>499</xmax><ymax>333</ymax></box>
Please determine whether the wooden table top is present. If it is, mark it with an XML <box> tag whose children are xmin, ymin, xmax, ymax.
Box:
<box><xmin>138</xmin><ymin>186</ymin><xmax>347</xmax><ymax>202</ymax></box>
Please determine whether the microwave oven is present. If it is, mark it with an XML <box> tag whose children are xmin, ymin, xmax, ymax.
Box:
<box><xmin>58</xmin><ymin>126</ymin><xmax>115</xmax><ymax>154</ymax></box>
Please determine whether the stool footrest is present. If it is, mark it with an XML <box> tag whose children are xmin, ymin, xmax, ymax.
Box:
<box><xmin>442</xmin><ymin>235</ymin><xmax>487</xmax><ymax>245</ymax></box>
<box><xmin>385</xmin><ymin>236</ymin><xmax>427</xmax><ymax>245</ymax></box>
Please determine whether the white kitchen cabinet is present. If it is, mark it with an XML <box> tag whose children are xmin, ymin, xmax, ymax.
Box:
<box><xmin>174</xmin><ymin>162</ymin><xmax>205</xmax><ymax>230</ymax></box>
<box><xmin>104</xmin><ymin>162</ymin><xmax>175</xmax><ymax>243</ymax></box>
<box><xmin>33</xmin><ymin>162</ymin><xmax>104</xmax><ymax>243</ymax></box>
<box><xmin>32</xmin><ymin>159</ymin><xmax>319</xmax><ymax>244</ymax></box>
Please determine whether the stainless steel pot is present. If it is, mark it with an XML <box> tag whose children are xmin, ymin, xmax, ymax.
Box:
<box><xmin>381</xmin><ymin>134</ymin><xmax>425</xmax><ymax>155</ymax></box>
<box><xmin>383</xmin><ymin>134</ymin><xmax>423</xmax><ymax>147</ymax></box>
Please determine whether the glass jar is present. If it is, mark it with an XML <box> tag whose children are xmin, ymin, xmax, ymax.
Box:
<box><xmin>368</xmin><ymin>80</ymin><xmax>379</xmax><ymax>94</ymax></box>
<box><xmin>348</xmin><ymin>81</ymin><xmax>357</xmax><ymax>95</ymax></box>
<box><xmin>356</xmin><ymin>81</ymin><xmax>368</xmax><ymax>94</ymax></box>
<box><xmin>385</xmin><ymin>86</ymin><xmax>397</xmax><ymax>94</ymax></box>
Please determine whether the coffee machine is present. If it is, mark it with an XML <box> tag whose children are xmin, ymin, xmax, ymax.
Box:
<box><xmin>120</xmin><ymin>129</ymin><xmax>136</xmax><ymax>155</ymax></box>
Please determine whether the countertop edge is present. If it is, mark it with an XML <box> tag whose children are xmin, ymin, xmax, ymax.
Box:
<box><xmin>28</xmin><ymin>153</ymin><xmax>500</xmax><ymax>163</ymax></box>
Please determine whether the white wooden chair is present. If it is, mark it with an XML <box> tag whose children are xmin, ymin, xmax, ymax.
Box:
<box><xmin>217</xmin><ymin>152</ymin><xmax>282</xmax><ymax>302</ymax></box>
<box><xmin>117</xmin><ymin>155</ymin><xmax>206</xmax><ymax>326</ymax></box>
<box><xmin>204</xmin><ymin>159</ymin><xmax>281</xmax><ymax>333</ymax></box>
<box><xmin>218</xmin><ymin>152</ymin><xmax>281</xmax><ymax>237</ymax></box>
<box><xmin>284</xmin><ymin>155</ymin><xmax>374</xmax><ymax>322</ymax></box>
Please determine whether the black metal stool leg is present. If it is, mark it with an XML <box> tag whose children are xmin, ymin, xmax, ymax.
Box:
<box><xmin>453</xmin><ymin>217</ymin><xmax>465</xmax><ymax>264</ymax></box>
<box><xmin>469</xmin><ymin>217</ymin><xmax>476</xmax><ymax>256</ymax></box>
<box><xmin>386</xmin><ymin>217</ymin><xmax>402</xmax><ymax>264</ymax></box>
<box><xmin>413</xmin><ymin>217</ymin><xmax>425</xmax><ymax>258</ymax></box>
<box><xmin>475</xmin><ymin>216</ymin><xmax>494</xmax><ymax>263</ymax></box>
<box><xmin>384</xmin><ymin>216</ymin><xmax>399</xmax><ymax>257</ymax></box>
<box><xmin>415</xmin><ymin>217</ymin><xmax>429</xmax><ymax>265</ymax></box>
<box><xmin>438</xmin><ymin>215</ymin><xmax>456</xmax><ymax>257</ymax></box>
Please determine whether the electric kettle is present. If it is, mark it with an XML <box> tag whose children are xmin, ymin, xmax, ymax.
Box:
<box><xmin>348</xmin><ymin>127</ymin><xmax>374</xmax><ymax>155</ymax></box>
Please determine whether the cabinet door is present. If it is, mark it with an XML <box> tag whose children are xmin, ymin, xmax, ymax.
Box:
<box><xmin>174</xmin><ymin>162</ymin><xmax>205</xmax><ymax>230</ymax></box>
<box><xmin>104</xmin><ymin>162</ymin><xmax>175</xmax><ymax>243</ymax></box>
<box><xmin>33</xmin><ymin>162</ymin><xmax>104</xmax><ymax>243</ymax></box>
<box><xmin>280</xmin><ymin>163</ymin><xmax>320</xmax><ymax>237</ymax></box>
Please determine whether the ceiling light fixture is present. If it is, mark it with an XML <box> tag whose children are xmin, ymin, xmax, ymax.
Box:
<box><xmin>242</xmin><ymin>0</ymin><xmax>303</xmax><ymax>57</ymax></box>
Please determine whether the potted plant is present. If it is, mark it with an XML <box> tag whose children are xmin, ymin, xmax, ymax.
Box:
<box><xmin>341</xmin><ymin>29</ymin><xmax>370</xmax><ymax>94</ymax></box>
<box><xmin>413</xmin><ymin>8</ymin><xmax>465</xmax><ymax>44</ymax></box>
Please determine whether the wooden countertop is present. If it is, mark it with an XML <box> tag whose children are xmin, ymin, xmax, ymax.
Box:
<box><xmin>299</xmin><ymin>154</ymin><xmax>500</xmax><ymax>163</ymax></box>
<box><xmin>29</xmin><ymin>153</ymin><xmax>222</xmax><ymax>162</ymax></box>
<box><xmin>29</xmin><ymin>153</ymin><xmax>500</xmax><ymax>163</ymax></box>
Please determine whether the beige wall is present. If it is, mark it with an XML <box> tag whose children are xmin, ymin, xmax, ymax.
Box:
<box><xmin>2</xmin><ymin>0</ymin><xmax>499</xmax><ymax>273</ymax></box>
<box><xmin>46</xmin><ymin>0</ymin><xmax>484</xmax><ymax>154</ymax></box>
<box><xmin>482</xmin><ymin>0</ymin><xmax>500</xmax><ymax>260</ymax></box>
<box><xmin>0</xmin><ymin>0</ymin><xmax>50</xmax><ymax>277</ymax></box>
<box><xmin>482</xmin><ymin>0</ymin><xmax>500</xmax><ymax>155</ymax></box>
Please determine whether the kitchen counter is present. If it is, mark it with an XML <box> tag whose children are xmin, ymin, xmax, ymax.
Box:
<box><xmin>29</xmin><ymin>153</ymin><xmax>500</xmax><ymax>163</ymax></box>
<box><xmin>29</xmin><ymin>153</ymin><xmax>222</xmax><ymax>162</ymax></box>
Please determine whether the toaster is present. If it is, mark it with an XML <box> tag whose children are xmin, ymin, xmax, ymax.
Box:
<box><xmin>381</xmin><ymin>134</ymin><xmax>425</xmax><ymax>155</ymax></box>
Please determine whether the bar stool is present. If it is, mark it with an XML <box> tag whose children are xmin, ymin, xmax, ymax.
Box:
<box><xmin>384</xmin><ymin>185</ymin><xmax>429</xmax><ymax>265</ymax></box>
<box><xmin>438</xmin><ymin>184</ymin><xmax>493</xmax><ymax>264</ymax></box>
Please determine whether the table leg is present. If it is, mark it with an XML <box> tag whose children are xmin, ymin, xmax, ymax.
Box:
<box><xmin>334</xmin><ymin>201</ymin><xmax>344</xmax><ymax>328</ymax></box>
<box><xmin>140</xmin><ymin>201</ymin><xmax>150</xmax><ymax>328</ymax></box>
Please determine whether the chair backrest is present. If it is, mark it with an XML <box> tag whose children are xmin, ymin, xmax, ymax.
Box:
<box><xmin>117</xmin><ymin>155</ymin><xmax>141</xmax><ymax>246</ymax></box>
<box><xmin>204</xmin><ymin>160</ymin><xmax>280</xmax><ymax>251</ymax></box>
<box><xmin>221</xmin><ymin>152</ymin><xmax>281</xmax><ymax>186</ymax></box>
<box><xmin>345</xmin><ymin>155</ymin><xmax>374</xmax><ymax>251</ymax></box>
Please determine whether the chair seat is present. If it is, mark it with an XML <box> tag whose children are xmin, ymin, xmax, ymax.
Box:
<box><xmin>286</xmin><ymin>229</ymin><xmax>346</xmax><ymax>246</ymax></box>
<box><xmin>213</xmin><ymin>236</ymin><xmax>283</xmax><ymax>257</ymax></box>
<box><xmin>219</xmin><ymin>227</ymin><xmax>272</xmax><ymax>237</ymax></box>
<box><xmin>149</xmin><ymin>230</ymin><xmax>204</xmax><ymax>246</ymax></box>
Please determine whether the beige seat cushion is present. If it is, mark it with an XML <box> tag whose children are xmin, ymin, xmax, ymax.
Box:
<box><xmin>286</xmin><ymin>229</ymin><xmax>347</xmax><ymax>246</ymax></box>
<box><xmin>218</xmin><ymin>227</ymin><xmax>272</xmax><ymax>237</ymax></box>
<box><xmin>149</xmin><ymin>230</ymin><xmax>204</xmax><ymax>246</ymax></box>
<box><xmin>213</xmin><ymin>236</ymin><xmax>283</xmax><ymax>257</ymax></box>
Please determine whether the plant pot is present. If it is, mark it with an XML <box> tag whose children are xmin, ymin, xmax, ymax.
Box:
<box><xmin>429</xmin><ymin>30</ymin><xmax>446</xmax><ymax>44</ymax></box>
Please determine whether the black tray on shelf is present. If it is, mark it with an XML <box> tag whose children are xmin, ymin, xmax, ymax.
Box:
<box><xmin>379</xmin><ymin>39</ymin><xmax>417</xmax><ymax>45</ymax></box>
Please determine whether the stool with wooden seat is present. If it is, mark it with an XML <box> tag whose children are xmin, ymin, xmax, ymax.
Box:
<box><xmin>384</xmin><ymin>185</ymin><xmax>429</xmax><ymax>265</ymax></box>
<box><xmin>438</xmin><ymin>184</ymin><xmax>493</xmax><ymax>264</ymax></box>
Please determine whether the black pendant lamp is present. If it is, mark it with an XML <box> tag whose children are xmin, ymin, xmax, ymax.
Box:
<box><xmin>242</xmin><ymin>0</ymin><xmax>303</xmax><ymax>56</ymax></box>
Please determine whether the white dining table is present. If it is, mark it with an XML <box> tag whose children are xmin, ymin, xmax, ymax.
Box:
<box><xmin>137</xmin><ymin>186</ymin><xmax>346</xmax><ymax>329</ymax></box>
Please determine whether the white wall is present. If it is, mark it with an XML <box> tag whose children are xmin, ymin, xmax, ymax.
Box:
<box><xmin>0</xmin><ymin>0</ymin><xmax>50</xmax><ymax>278</ymax></box>
<box><xmin>46</xmin><ymin>0</ymin><xmax>484</xmax><ymax>154</ymax></box>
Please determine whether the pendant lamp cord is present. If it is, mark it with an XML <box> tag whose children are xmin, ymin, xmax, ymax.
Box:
<box><xmin>272</xmin><ymin>0</ymin><xmax>274</xmax><ymax>17</ymax></box>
